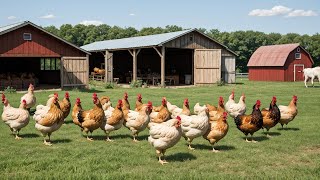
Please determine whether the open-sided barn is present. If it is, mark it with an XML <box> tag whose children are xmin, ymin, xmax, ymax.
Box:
<box><xmin>247</xmin><ymin>43</ymin><xmax>314</xmax><ymax>82</ymax></box>
<box><xmin>0</xmin><ymin>21</ymin><xmax>90</xmax><ymax>90</ymax></box>
<box><xmin>81</xmin><ymin>29</ymin><xmax>237</xmax><ymax>86</ymax></box>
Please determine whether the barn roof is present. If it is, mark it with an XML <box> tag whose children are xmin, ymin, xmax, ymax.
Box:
<box><xmin>247</xmin><ymin>43</ymin><xmax>313</xmax><ymax>67</ymax></box>
<box><xmin>0</xmin><ymin>21</ymin><xmax>90</xmax><ymax>54</ymax></box>
<box><xmin>81</xmin><ymin>29</ymin><xmax>237</xmax><ymax>55</ymax></box>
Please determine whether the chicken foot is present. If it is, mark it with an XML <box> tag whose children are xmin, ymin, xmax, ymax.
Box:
<box><xmin>14</xmin><ymin>129</ymin><xmax>22</xmax><ymax>140</ymax></box>
<box><xmin>157</xmin><ymin>150</ymin><xmax>168</xmax><ymax>165</ymax></box>
<box><xmin>212</xmin><ymin>146</ymin><xmax>219</xmax><ymax>153</ymax></box>
<box><xmin>86</xmin><ymin>132</ymin><xmax>94</xmax><ymax>141</ymax></box>
<box><xmin>132</xmin><ymin>134</ymin><xmax>139</xmax><ymax>142</ymax></box>
<box><xmin>187</xmin><ymin>139</ymin><xmax>195</xmax><ymax>150</ymax></box>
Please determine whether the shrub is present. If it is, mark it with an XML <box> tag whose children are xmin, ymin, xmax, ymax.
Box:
<box><xmin>105</xmin><ymin>82</ymin><xmax>115</xmax><ymax>89</ymax></box>
<box><xmin>130</xmin><ymin>80</ymin><xmax>143</xmax><ymax>88</ymax></box>
<box><xmin>3</xmin><ymin>86</ymin><xmax>16</xmax><ymax>93</ymax></box>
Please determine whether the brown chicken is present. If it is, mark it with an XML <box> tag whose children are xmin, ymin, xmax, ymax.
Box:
<box><xmin>149</xmin><ymin>97</ymin><xmax>171</xmax><ymax>124</ymax></box>
<box><xmin>234</xmin><ymin>100</ymin><xmax>263</xmax><ymax>143</ymax></box>
<box><xmin>134</xmin><ymin>94</ymin><xmax>143</xmax><ymax>111</ymax></box>
<box><xmin>278</xmin><ymin>95</ymin><xmax>298</xmax><ymax>129</ymax></box>
<box><xmin>59</xmin><ymin>92</ymin><xmax>71</xmax><ymax>121</ymax></box>
<box><xmin>72</xmin><ymin>98</ymin><xmax>83</xmax><ymax>128</ymax></box>
<box><xmin>122</xmin><ymin>92</ymin><xmax>130</xmax><ymax>120</ymax></box>
<box><xmin>100</xmin><ymin>96</ymin><xmax>112</xmax><ymax>111</ymax></box>
<box><xmin>203</xmin><ymin>111</ymin><xmax>229</xmax><ymax>152</ymax></box>
<box><xmin>76</xmin><ymin>93</ymin><xmax>105</xmax><ymax>141</ymax></box>
<box><xmin>208</xmin><ymin>97</ymin><xmax>225</xmax><ymax>122</ymax></box>
<box><xmin>171</xmin><ymin>98</ymin><xmax>191</xmax><ymax>119</ymax></box>
<box><xmin>261</xmin><ymin>96</ymin><xmax>280</xmax><ymax>137</ymax></box>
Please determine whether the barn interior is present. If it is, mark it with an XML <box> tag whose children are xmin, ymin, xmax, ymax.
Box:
<box><xmin>0</xmin><ymin>57</ymin><xmax>61</xmax><ymax>90</ymax></box>
<box><xmin>89</xmin><ymin>48</ymin><xmax>193</xmax><ymax>85</ymax></box>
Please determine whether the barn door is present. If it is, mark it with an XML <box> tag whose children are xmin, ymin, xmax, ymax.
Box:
<box><xmin>194</xmin><ymin>49</ymin><xmax>221</xmax><ymax>85</ymax></box>
<box><xmin>61</xmin><ymin>57</ymin><xmax>89</xmax><ymax>87</ymax></box>
<box><xmin>222</xmin><ymin>56</ymin><xmax>236</xmax><ymax>83</ymax></box>
<box><xmin>294</xmin><ymin>64</ymin><xmax>304</xmax><ymax>81</ymax></box>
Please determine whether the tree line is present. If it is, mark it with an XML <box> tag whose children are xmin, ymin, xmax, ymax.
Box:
<box><xmin>44</xmin><ymin>24</ymin><xmax>320</xmax><ymax>72</ymax></box>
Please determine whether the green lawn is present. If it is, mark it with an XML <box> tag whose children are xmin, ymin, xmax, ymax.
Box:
<box><xmin>0</xmin><ymin>79</ymin><xmax>319</xmax><ymax>179</ymax></box>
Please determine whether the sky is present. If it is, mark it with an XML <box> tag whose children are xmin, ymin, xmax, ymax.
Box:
<box><xmin>0</xmin><ymin>0</ymin><xmax>319</xmax><ymax>35</ymax></box>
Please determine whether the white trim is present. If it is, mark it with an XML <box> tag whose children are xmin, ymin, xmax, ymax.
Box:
<box><xmin>294</xmin><ymin>64</ymin><xmax>304</xmax><ymax>82</ymax></box>
<box><xmin>297</xmin><ymin>47</ymin><xmax>300</xmax><ymax>52</ymax></box>
<box><xmin>295</xmin><ymin>53</ymin><xmax>301</xmax><ymax>59</ymax></box>
<box><xmin>23</xmin><ymin>33</ymin><xmax>31</xmax><ymax>40</ymax></box>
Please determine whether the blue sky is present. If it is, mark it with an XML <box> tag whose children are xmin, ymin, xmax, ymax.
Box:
<box><xmin>1</xmin><ymin>0</ymin><xmax>319</xmax><ymax>35</ymax></box>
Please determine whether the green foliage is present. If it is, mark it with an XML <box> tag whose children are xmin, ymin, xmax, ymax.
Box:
<box><xmin>105</xmin><ymin>82</ymin><xmax>115</xmax><ymax>89</ymax></box>
<box><xmin>216</xmin><ymin>79</ymin><xmax>226</xmax><ymax>86</ymax></box>
<box><xmin>130</xmin><ymin>80</ymin><xmax>143</xmax><ymax>88</ymax></box>
<box><xmin>3</xmin><ymin>86</ymin><xmax>16</xmax><ymax>93</ymax></box>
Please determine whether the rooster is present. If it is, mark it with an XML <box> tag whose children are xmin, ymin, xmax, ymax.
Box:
<box><xmin>20</xmin><ymin>83</ymin><xmax>36</xmax><ymax>111</ymax></box>
<box><xmin>124</xmin><ymin>101</ymin><xmax>152</xmax><ymax>142</ymax></box>
<box><xmin>203</xmin><ymin>112</ymin><xmax>229</xmax><ymax>152</ymax></box>
<box><xmin>2</xmin><ymin>95</ymin><xmax>30</xmax><ymax>139</ymax></box>
<box><xmin>76</xmin><ymin>93</ymin><xmax>105</xmax><ymax>141</ymax></box>
<box><xmin>278</xmin><ymin>95</ymin><xmax>298</xmax><ymax>129</ymax></box>
<box><xmin>33</xmin><ymin>94</ymin><xmax>64</xmax><ymax>146</ymax></box>
<box><xmin>100</xmin><ymin>100</ymin><xmax>124</xmax><ymax>141</ymax></box>
<box><xmin>234</xmin><ymin>100</ymin><xmax>263</xmax><ymax>143</ymax></box>
<box><xmin>170</xmin><ymin>99</ymin><xmax>191</xmax><ymax>119</ymax></box>
<box><xmin>134</xmin><ymin>94</ymin><xmax>143</xmax><ymax>111</ymax></box>
<box><xmin>149</xmin><ymin>97</ymin><xmax>171</xmax><ymax>125</ymax></box>
<box><xmin>225</xmin><ymin>91</ymin><xmax>246</xmax><ymax>118</ymax></box>
<box><xmin>148</xmin><ymin>116</ymin><xmax>182</xmax><ymax>165</ymax></box>
<box><xmin>261</xmin><ymin>96</ymin><xmax>280</xmax><ymax>137</ymax></box>
<box><xmin>180</xmin><ymin>104</ymin><xmax>209</xmax><ymax>150</ymax></box>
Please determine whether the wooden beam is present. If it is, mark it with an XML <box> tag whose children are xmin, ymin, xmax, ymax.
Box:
<box><xmin>161</xmin><ymin>46</ymin><xmax>166</xmax><ymax>86</ymax></box>
<box><xmin>128</xmin><ymin>49</ymin><xmax>134</xmax><ymax>56</ymax></box>
<box><xmin>86</xmin><ymin>54</ymin><xmax>90</xmax><ymax>88</ymax></box>
<box><xmin>136</xmin><ymin>49</ymin><xmax>141</xmax><ymax>56</ymax></box>
<box><xmin>60</xmin><ymin>57</ymin><xmax>64</xmax><ymax>88</ymax></box>
<box><xmin>105</xmin><ymin>51</ymin><xmax>108</xmax><ymax>83</ymax></box>
<box><xmin>153</xmin><ymin>46</ymin><xmax>163</xmax><ymax>58</ymax></box>
<box><xmin>132</xmin><ymin>49</ymin><xmax>137</xmax><ymax>81</ymax></box>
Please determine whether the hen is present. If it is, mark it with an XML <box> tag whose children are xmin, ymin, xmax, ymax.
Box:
<box><xmin>2</xmin><ymin>95</ymin><xmax>30</xmax><ymax>139</ymax></box>
<box><xmin>170</xmin><ymin>99</ymin><xmax>191</xmax><ymax>119</ymax></box>
<box><xmin>234</xmin><ymin>100</ymin><xmax>263</xmax><ymax>143</ymax></box>
<box><xmin>100</xmin><ymin>96</ymin><xmax>113</xmax><ymax>111</ymax></box>
<box><xmin>203</xmin><ymin>112</ymin><xmax>229</xmax><ymax>152</ymax></box>
<box><xmin>124</xmin><ymin>101</ymin><xmax>152</xmax><ymax>142</ymax></box>
<box><xmin>72</xmin><ymin>98</ymin><xmax>83</xmax><ymax>129</ymax></box>
<box><xmin>122</xmin><ymin>92</ymin><xmax>130</xmax><ymax>120</ymax></box>
<box><xmin>179</xmin><ymin>104</ymin><xmax>209</xmax><ymax>150</ymax></box>
<box><xmin>208</xmin><ymin>96</ymin><xmax>225</xmax><ymax>122</ymax></box>
<box><xmin>76</xmin><ymin>93</ymin><xmax>105</xmax><ymax>141</ymax></box>
<box><xmin>261</xmin><ymin>96</ymin><xmax>280</xmax><ymax>137</ymax></box>
<box><xmin>33</xmin><ymin>94</ymin><xmax>64</xmax><ymax>145</ymax></box>
<box><xmin>59</xmin><ymin>92</ymin><xmax>71</xmax><ymax>121</ymax></box>
<box><xmin>225</xmin><ymin>92</ymin><xmax>246</xmax><ymax>118</ymax></box>
<box><xmin>149</xmin><ymin>97</ymin><xmax>171</xmax><ymax>126</ymax></box>
<box><xmin>148</xmin><ymin>116</ymin><xmax>182</xmax><ymax>165</ymax></box>
<box><xmin>100</xmin><ymin>100</ymin><xmax>124</xmax><ymax>141</ymax></box>
<box><xmin>278</xmin><ymin>95</ymin><xmax>298</xmax><ymax>129</ymax></box>
<box><xmin>20</xmin><ymin>83</ymin><xmax>36</xmax><ymax>111</ymax></box>
<box><xmin>134</xmin><ymin>94</ymin><xmax>143</xmax><ymax>111</ymax></box>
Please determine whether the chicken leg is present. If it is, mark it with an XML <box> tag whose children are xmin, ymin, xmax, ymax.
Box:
<box><xmin>157</xmin><ymin>150</ymin><xmax>168</xmax><ymax>165</ymax></box>
<box><xmin>212</xmin><ymin>146</ymin><xmax>219</xmax><ymax>153</ymax></box>
<box><xmin>104</xmin><ymin>131</ymin><xmax>113</xmax><ymax>142</ymax></box>
<box><xmin>13</xmin><ymin>129</ymin><xmax>22</xmax><ymax>140</ymax></box>
<box><xmin>187</xmin><ymin>138</ymin><xmax>195</xmax><ymax>150</ymax></box>
<box><xmin>250</xmin><ymin>134</ymin><xmax>258</xmax><ymax>143</ymax></box>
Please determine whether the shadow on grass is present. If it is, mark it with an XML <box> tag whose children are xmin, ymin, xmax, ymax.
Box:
<box><xmin>90</xmin><ymin>134</ymin><xmax>138</xmax><ymax>140</ymax></box>
<box><xmin>277</xmin><ymin>127</ymin><xmax>300</xmax><ymax>131</ymax></box>
<box><xmin>165</xmin><ymin>152</ymin><xmax>197</xmax><ymax>162</ymax></box>
<box><xmin>20</xmin><ymin>133</ymin><xmax>40</xmax><ymax>138</ymax></box>
<box><xmin>50</xmin><ymin>139</ymin><xmax>72</xmax><ymax>144</ymax></box>
<box><xmin>242</xmin><ymin>136</ymin><xmax>269</xmax><ymax>142</ymax></box>
<box><xmin>63</xmin><ymin>120</ymin><xmax>74</xmax><ymax>125</ymax></box>
<box><xmin>262</xmin><ymin>132</ymin><xmax>281</xmax><ymax>136</ymax></box>
<box><xmin>192</xmin><ymin>144</ymin><xmax>236</xmax><ymax>151</ymax></box>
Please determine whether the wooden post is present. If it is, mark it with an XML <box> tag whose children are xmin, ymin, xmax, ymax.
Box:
<box><xmin>105</xmin><ymin>50</ymin><xmax>113</xmax><ymax>83</ymax></box>
<box><xmin>133</xmin><ymin>49</ymin><xmax>137</xmax><ymax>81</ymax></box>
<box><xmin>161</xmin><ymin>46</ymin><xmax>166</xmax><ymax>86</ymax></box>
<box><xmin>60</xmin><ymin>57</ymin><xmax>64</xmax><ymax>88</ymax></box>
<box><xmin>86</xmin><ymin>54</ymin><xmax>89</xmax><ymax>88</ymax></box>
<box><xmin>105</xmin><ymin>51</ymin><xmax>108</xmax><ymax>83</ymax></box>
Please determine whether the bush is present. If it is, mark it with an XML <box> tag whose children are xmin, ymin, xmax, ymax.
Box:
<box><xmin>130</xmin><ymin>80</ymin><xmax>143</xmax><ymax>88</ymax></box>
<box><xmin>105</xmin><ymin>82</ymin><xmax>115</xmax><ymax>89</ymax></box>
<box><xmin>216</xmin><ymin>79</ymin><xmax>226</xmax><ymax>86</ymax></box>
<box><xmin>3</xmin><ymin>86</ymin><xmax>16</xmax><ymax>93</ymax></box>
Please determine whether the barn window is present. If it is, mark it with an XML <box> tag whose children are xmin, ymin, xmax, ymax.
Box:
<box><xmin>23</xmin><ymin>33</ymin><xmax>32</xmax><ymax>40</ymax></box>
<box><xmin>189</xmin><ymin>35</ymin><xmax>193</xmax><ymax>42</ymax></box>
<box><xmin>297</xmin><ymin>47</ymin><xmax>300</xmax><ymax>52</ymax></box>
<box><xmin>40</xmin><ymin>58</ymin><xmax>61</xmax><ymax>70</ymax></box>
<box><xmin>295</xmin><ymin>53</ymin><xmax>301</xmax><ymax>59</ymax></box>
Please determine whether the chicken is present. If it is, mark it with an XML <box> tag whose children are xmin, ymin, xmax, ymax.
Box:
<box><xmin>59</xmin><ymin>92</ymin><xmax>71</xmax><ymax>121</ymax></box>
<box><xmin>208</xmin><ymin>97</ymin><xmax>225</xmax><ymax>122</ymax></box>
<box><xmin>225</xmin><ymin>92</ymin><xmax>246</xmax><ymax>118</ymax></box>
<box><xmin>148</xmin><ymin>116</ymin><xmax>182</xmax><ymax>165</ymax></box>
<box><xmin>149</xmin><ymin>97</ymin><xmax>171</xmax><ymax>125</ymax></box>
<box><xmin>234</xmin><ymin>100</ymin><xmax>263</xmax><ymax>143</ymax></box>
<box><xmin>278</xmin><ymin>95</ymin><xmax>298</xmax><ymax>129</ymax></box>
<box><xmin>124</xmin><ymin>101</ymin><xmax>152</xmax><ymax>142</ymax></box>
<box><xmin>261</xmin><ymin>96</ymin><xmax>280</xmax><ymax>137</ymax></box>
<box><xmin>1</xmin><ymin>95</ymin><xmax>30</xmax><ymax>139</ymax></box>
<box><xmin>134</xmin><ymin>94</ymin><xmax>143</xmax><ymax>111</ymax></box>
<box><xmin>33</xmin><ymin>94</ymin><xmax>64</xmax><ymax>146</ymax></box>
<box><xmin>203</xmin><ymin>112</ymin><xmax>229</xmax><ymax>152</ymax></box>
<box><xmin>122</xmin><ymin>92</ymin><xmax>130</xmax><ymax>120</ymax></box>
<box><xmin>166</xmin><ymin>100</ymin><xmax>178</xmax><ymax>113</ymax></box>
<box><xmin>2</xmin><ymin>93</ymin><xmax>11</xmax><ymax>110</ymax></box>
<box><xmin>100</xmin><ymin>96</ymin><xmax>113</xmax><ymax>111</ymax></box>
<box><xmin>179</xmin><ymin>104</ymin><xmax>209</xmax><ymax>150</ymax></box>
<box><xmin>20</xmin><ymin>83</ymin><xmax>36</xmax><ymax>111</ymax></box>
<box><xmin>76</xmin><ymin>93</ymin><xmax>105</xmax><ymax>141</ymax></box>
<box><xmin>100</xmin><ymin>100</ymin><xmax>124</xmax><ymax>141</ymax></box>
<box><xmin>153</xmin><ymin>97</ymin><xmax>167</xmax><ymax>112</ymax></box>
<box><xmin>171</xmin><ymin>98</ymin><xmax>191</xmax><ymax>119</ymax></box>
<box><xmin>72</xmin><ymin>98</ymin><xmax>83</xmax><ymax>128</ymax></box>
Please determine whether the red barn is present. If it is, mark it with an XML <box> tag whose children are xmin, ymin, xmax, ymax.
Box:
<box><xmin>247</xmin><ymin>43</ymin><xmax>314</xmax><ymax>81</ymax></box>
<box><xmin>0</xmin><ymin>21</ymin><xmax>90</xmax><ymax>89</ymax></box>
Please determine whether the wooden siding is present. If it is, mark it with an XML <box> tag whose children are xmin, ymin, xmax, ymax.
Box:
<box><xmin>194</xmin><ymin>49</ymin><xmax>221</xmax><ymax>84</ymax></box>
<box><xmin>61</xmin><ymin>57</ymin><xmax>89</xmax><ymax>87</ymax></box>
<box><xmin>249</xmin><ymin>67</ymin><xmax>285</xmax><ymax>81</ymax></box>
<box><xmin>221</xmin><ymin>56</ymin><xmax>236</xmax><ymax>83</ymax></box>
<box><xmin>0</xmin><ymin>25</ymin><xmax>87</xmax><ymax>57</ymax></box>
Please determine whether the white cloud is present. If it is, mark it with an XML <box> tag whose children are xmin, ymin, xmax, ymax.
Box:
<box><xmin>39</xmin><ymin>14</ymin><xmax>55</xmax><ymax>19</ymax></box>
<box><xmin>129</xmin><ymin>13</ymin><xmax>135</xmax><ymax>16</ymax></box>
<box><xmin>249</xmin><ymin>5</ymin><xmax>291</xmax><ymax>16</ymax></box>
<box><xmin>80</xmin><ymin>20</ymin><xmax>103</xmax><ymax>26</ymax></box>
<box><xmin>7</xmin><ymin>16</ymin><xmax>16</xmax><ymax>20</ymax></box>
<box><xmin>287</xmin><ymin>10</ymin><xmax>318</xmax><ymax>17</ymax></box>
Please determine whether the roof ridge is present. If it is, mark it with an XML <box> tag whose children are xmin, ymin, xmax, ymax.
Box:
<box><xmin>260</xmin><ymin>43</ymin><xmax>300</xmax><ymax>47</ymax></box>
<box><xmin>0</xmin><ymin>21</ymin><xmax>26</xmax><ymax>29</ymax></box>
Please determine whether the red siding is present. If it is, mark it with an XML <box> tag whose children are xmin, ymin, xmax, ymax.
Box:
<box><xmin>249</xmin><ymin>67</ymin><xmax>285</xmax><ymax>81</ymax></box>
<box><xmin>0</xmin><ymin>25</ymin><xmax>86</xmax><ymax>57</ymax></box>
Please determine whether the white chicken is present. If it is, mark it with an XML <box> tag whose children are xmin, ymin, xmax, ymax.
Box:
<box><xmin>33</xmin><ymin>94</ymin><xmax>64</xmax><ymax>146</ymax></box>
<box><xmin>124</xmin><ymin>101</ymin><xmax>152</xmax><ymax>142</ymax></box>
<box><xmin>225</xmin><ymin>91</ymin><xmax>246</xmax><ymax>118</ymax></box>
<box><xmin>179</xmin><ymin>104</ymin><xmax>209</xmax><ymax>150</ymax></box>
<box><xmin>278</xmin><ymin>95</ymin><xmax>298</xmax><ymax>128</ymax></box>
<box><xmin>20</xmin><ymin>83</ymin><xmax>36</xmax><ymax>110</ymax></box>
<box><xmin>148</xmin><ymin>116</ymin><xmax>182</xmax><ymax>165</ymax></box>
<box><xmin>1</xmin><ymin>96</ymin><xmax>30</xmax><ymax>139</ymax></box>
<box><xmin>166</xmin><ymin>100</ymin><xmax>178</xmax><ymax>113</ymax></box>
<box><xmin>170</xmin><ymin>99</ymin><xmax>191</xmax><ymax>119</ymax></box>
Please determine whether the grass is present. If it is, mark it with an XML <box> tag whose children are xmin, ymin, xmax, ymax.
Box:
<box><xmin>0</xmin><ymin>79</ymin><xmax>320</xmax><ymax>179</ymax></box>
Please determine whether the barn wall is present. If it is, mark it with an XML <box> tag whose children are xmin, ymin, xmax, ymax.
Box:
<box><xmin>249</xmin><ymin>67</ymin><xmax>285</xmax><ymax>81</ymax></box>
<box><xmin>0</xmin><ymin>25</ymin><xmax>87</xmax><ymax>57</ymax></box>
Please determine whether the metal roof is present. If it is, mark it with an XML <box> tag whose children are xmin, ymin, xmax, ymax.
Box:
<box><xmin>248</xmin><ymin>43</ymin><xmax>303</xmax><ymax>67</ymax></box>
<box><xmin>81</xmin><ymin>29</ymin><xmax>237</xmax><ymax>56</ymax></box>
<box><xmin>0</xmin><ymin>21</ymin><xmax>90</xmax><ymax>54</ymax></box>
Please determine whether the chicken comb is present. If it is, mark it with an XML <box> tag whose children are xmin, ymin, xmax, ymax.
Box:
<box><xmin>219</xmin><ymin>96</ymin><xmax>223</xmax><ymax>100</ymax></box>
<box><xmin>293</xmin><ymin>95</ymin><xmax>298</xmax><ymax>100</ymax></box>
<box><xmin>93</xmin><ymin>93</ymin><xmax>97</xmax><ymax>98</ymax></box>
<box><xmin>22</xmin><ymin>99</ymin><xmax>27</xmax><ymax>104</ymax></box>
<box><xmin>256</xmin><ymin>100</ymin><xmax>261</xmax><ymax>105</ymax></box>
<box><xmin>184</xmin><ymin>98</ymin><xmax>189</xmax><ymax>103</ymax></box>
<box><xmin>65</xmin><ymin>92</ymin><xmax>69</xmax><ymax>96</ymax></box>
<box><xmin>76</xmin><ymin>98</ymin><xmax>81</xmax><ymax>103</ymax></box>
<box><xmin>54</xmin><ymin>92</ymin><xmax>58</xmax><ymax>97</ymax></box>
<box><xmin>2</xmin><ymin>93</ymin><xmax>5</xmax><ymax>100</ymax></box>
<box><xmin>118</xmin><ymin>99</ymin><xmax>123</xmax><ymax>105</ymax></box>
<box><xmin>176</xmin><ymin>116</ymin><xmax>181</xmax><ymax>121</ymax></box>
<box><xmin>223</xmin><ymin>111</ymin><xmax>228</xmax><ymax>118</ymax></box>
<box><xmin>272</xmin><ymin>96</ymin><xmax>277</xmax><ymax>101</ymax></box>
<box><xmin>138</xmin><ymin>94</ymin><xmax>142</xmax><ymax>98</ymax></box>
<box><xmin>147</xmin><ymin>101</ymin><xmax>152</xmax><ymax>107</ymax></box>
